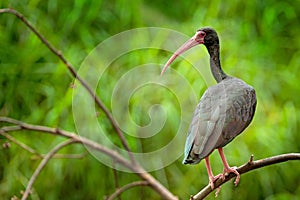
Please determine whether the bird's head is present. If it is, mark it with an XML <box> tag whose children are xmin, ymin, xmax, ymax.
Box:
<box><xmin>161</xmin><ymin>27</ymin><xmax>218</xmax><ymax>76</ymax></box>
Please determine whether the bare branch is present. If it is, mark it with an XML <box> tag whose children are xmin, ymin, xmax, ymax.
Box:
<box><xmin>106</xmin><ymin>181</ymin><xmax>149</xmax><ymax>200</ymax></box>
<box><xmin>21</xmin><ymin>139</ymin><xmax>76</xmax><ymax>200</ymax></box>
<box><xmin>112</xmin><ymin>162</ymin><xmax>122</xmax><ymax>200</ymax></box>
<box><xmin>1</xmin><ymin>131</ymin><xmax>42</xmax><ymax>157</ymax></box>
<box><xmin>191</xmin><ymin>153</ymin><xmax>300</xmax><ymax>200</ymax></box>
<box><xmin>0</xmin><ymin>7</ymin><xmax>178</xmax><ymax>200</ymax></box>
<box><xmin>0</xmin><ymin>117</ymin><xmax>133</xmax><ymax>170</ymax></box>
<box><xmin>31</xmin><ymin>153</ymin><xmax>87</xmax><ymax>160</ymax></box>
<box><xmin>0</xmin><ymin>8</ymin><xmax>177</xmax><ymax>200</ymax></box>
<box><xmin>0</xmin><ymin>117</ymin><xmax>178</xmax><ymax>200</ymax></box>
<box><xmin>0</xmin><ymin>128</ymin><xmax>82</xmax><ymax>161</ymax></box>
<box><xmin>0</xmin><ymin>8</ymin><xmax>134</xmax><ymax>163</ymax></box>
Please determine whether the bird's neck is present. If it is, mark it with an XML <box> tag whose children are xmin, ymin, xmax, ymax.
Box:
<box><xmin>207</xmin><ymin>44</ymin><xmax>227</xmax><ymax>83</ymax></box>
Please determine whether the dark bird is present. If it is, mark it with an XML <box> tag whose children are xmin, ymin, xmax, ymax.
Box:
<box><xmin>161</xmin><ymin>27</ymin><xmax>256</xmax><ymax>190</ymax></box>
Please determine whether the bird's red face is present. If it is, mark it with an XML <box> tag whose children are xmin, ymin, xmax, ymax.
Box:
<box><xmin>161</xmin><ymin>30</ymin><xmax>206</xmax><ymax>75</ymax></box>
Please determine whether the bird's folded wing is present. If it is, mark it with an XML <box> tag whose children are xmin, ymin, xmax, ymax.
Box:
<box><xmin>183</xmin><ymin>89</ymin><xmax>226</xmax><ymax>162</ymax></box>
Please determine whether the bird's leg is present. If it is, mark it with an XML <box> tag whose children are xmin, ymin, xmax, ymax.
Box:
<box><xmin>218</xmin><ymin>148</ymin><xmax>240</xmax><ymax>186</ymax></box>
<box><xmin>204</xmin><ymin>157</ymin><xmax>223</xmax><ymax>190</ymax></box>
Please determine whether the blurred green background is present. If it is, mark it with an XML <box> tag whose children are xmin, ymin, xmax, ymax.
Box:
<box><xmin>1</xmin><ymin>0</ymin><xmax>300</xmax><ymax>199</ymax></box>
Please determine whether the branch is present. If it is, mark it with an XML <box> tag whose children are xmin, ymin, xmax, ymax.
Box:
<box><xmin>1</xmin><ymin>131</ymin><xmax>42</xmax><ymax>157</ymax></box>
<box><xmin>112</xmin><ymin>163</ymin><xmax>121</xmax><ymax>200</ymax></box>
<box><xmin>0</xmin><ymin>117</ymin><xmax>178</xmax><ymax>200</ymax></box>
<box><xmin>31</xmin><ymin>153</ymin><xmax>87</xmax><ymax>160</ymax></box>
<box><xmin>191</xmin><ymin>153</ymin><xmax>300</xmax><ymax>200</ymax></box>
<box><xmin>0</xmin><ymin>8</ymin><xmax>178</xmax><ymax>200</ymax></box>
<box><xmin>106</xmin><ymin>181</ymin><xmax>149</xmax><ymax>200</ymax></box>
<box><xmin>0</xmin><ymin>130</ymin><xmax>79</xmax><ymax>160</ymax></box>
<box><xmin>21</xmin><ymin>139</ymin><xmax>76</xmax><ymax>200</ymax></box>
<box><xmin>0</xmin><ymin>117</ymin><xmax>133</xmax><ymax>170</ymax></box>
<box><xmin>0</xmin><ymin>8</ymin><xmax>134</xmax><ymax>163</ymax></box>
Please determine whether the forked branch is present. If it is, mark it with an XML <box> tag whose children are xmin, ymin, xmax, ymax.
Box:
<box><xmin>0</xmin><ymin>117</ymin><xmax>178</xmax><ymax>200</ymax></box>
<box><xmin>21</xmin><ymin>139</ymin><xmax>76</xmax><ymax>200</ymax></box>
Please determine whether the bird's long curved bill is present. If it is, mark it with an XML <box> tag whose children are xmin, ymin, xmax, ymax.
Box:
<box><xmin>160</xmin><ymin>37</ymin><xmax>200</xmax><ymax>76</ymax></box>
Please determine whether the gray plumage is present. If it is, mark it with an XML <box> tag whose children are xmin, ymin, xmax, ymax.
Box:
<box><xmin>183</xmin><ymin>77</ymin><xmax>256</xmax><ymax>164</ymax></box>
<box><xmin>182</xmin><ymin>27</ymin><xmax>257</xmax><ymax>165</ymax></box>
<box><xmin>161</xmin><ymin>27</ymin><xmax>256</xmax><ymax>188</ymax></box>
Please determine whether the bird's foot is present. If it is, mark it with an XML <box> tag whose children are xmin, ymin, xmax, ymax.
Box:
<box><xmin>208</xmin><ymin>174</ymin><xmax>223</xmax><ymax>197</ymax></box>
<box><xmin>208</xmin><ymin>173</ymin><xmax>223</xmax><ymax>190</ymax></box>
<box><xmin>222</xmin><ymin>166</ymin><xmax>240</xmax><ymax>186</ymax></box>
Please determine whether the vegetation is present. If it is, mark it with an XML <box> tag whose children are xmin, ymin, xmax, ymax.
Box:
<box><xmin>0</xmin><ymin>0</ymin><xmax>299</xmax><ymax>199</ymax></box>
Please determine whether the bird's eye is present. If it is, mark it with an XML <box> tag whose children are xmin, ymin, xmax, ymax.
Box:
<box><xmin>198</xmin><ymin>31</ymin><xmax>206</xmax><ymax>37</ymax></box>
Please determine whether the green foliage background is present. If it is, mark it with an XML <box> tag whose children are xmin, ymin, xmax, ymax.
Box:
<box><xmin>1</xmin><ymin>0</ymin><xmax>300</xmax><ymax>199</ymax></box>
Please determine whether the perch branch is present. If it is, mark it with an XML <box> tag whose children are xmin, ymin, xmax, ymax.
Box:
<box><xmin>21</xmin><ymin>139</ymin><xmax>76</xmax><ymax>200</ymax></box>
<box><xmin>0</xmin><ymin>117</ymin><xmax>178</xmax><ymax>200</ymax></box>
<box><xmin>0</xmin><ymin>8</ymin><xmax>134</xmax><ymax>163</ymax></box>
<box><xmin>191</xmin><ymin>153</ymin><xmax>300</xmax><ymax>200</ymax></box>
<box><xmin>106</xmin><ymin>181</ymin><xmax>149</xmax><ymax>200</ymax></box>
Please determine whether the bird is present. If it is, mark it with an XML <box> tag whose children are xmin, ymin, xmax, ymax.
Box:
<box><xmin>161</xmin><ymin>27</ymin><xmax>257</xmax><ymax>190</ymax></box>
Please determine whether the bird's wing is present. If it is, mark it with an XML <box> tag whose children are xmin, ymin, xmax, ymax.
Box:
<box><xmin>183</xmin><ymin>79</ymin><xmax>256</xmax><ymax>164</ymax></box>
<box><xmin>219</xmin><ymin>84</ymin><xmax>256</xmax><ymax>146</ymax></box>
<box><xmin>183</xmin><ymin>87</ymin><xmax>226</xmax><ymax>164</ymax></box>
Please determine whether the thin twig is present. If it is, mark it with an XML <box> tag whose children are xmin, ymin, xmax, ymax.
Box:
<box><xmin>106</xmin><ymin>181</ymin><xmax>149</xmax><ymax>200</ymax></box>
<box><xmin>0</xmin><ymin>117</ymin><xmax>178</xmax><ymax>200</ymax></box>
<box><xmin>0</xmin><ymin>8</ymin><xmax>177</xmax><ymax>200</ymax></box>
<box><xmin>191</xmin><ymin>153</ymin><xmax>300</xmax><ymax>200</ymax></box>
<box><xmin>0</xmin><ymin>131</ymin><xmax>42</xmax><ymax>157</ymax></box>
<box><xmin>0</xmin><ymin>130</ymin><xmax>86</xmax><ymax>160</ymax></box>
<box><xmin>0</xmin><ymin>8</ymin><xmax>135</xmax><ymax>164</ymax></box>
<box><xmin>0</xmin><ymin>117</ymin><xmax>133</xmax><ymax>170</ymax></box>
<box><xmin>0</xmin><ymin>129</ymin><xmax>86</xmax><ymax>160</ymax></box>
<box><xmin>21</xmin><ymin>139</ymin><xmax>76</xmax><ymax>200</ymax></box>
<box><xmin>31</xmin><ymin>153</ymin><xmax>87</xmax><ymax>160</ymax></box>
<box><xmin>112</xmin><ymin>162</ymin><xmax>122</xmax><ymax>200</ymax></box>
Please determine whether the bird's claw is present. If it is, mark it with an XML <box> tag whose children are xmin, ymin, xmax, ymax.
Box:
<box><xmin>215</xmin><ymin>186</ymin><xmax>221</xmax><ymax>197</ymax></box>
<box><xmin>208</xmin><ymin>173</ymin><xmax>223</xmax><ymax>190</ymax></box>
<box><xmin>222</xmin><ymin>166</ymin><xmax>240</xmax><ymax>186</ymax></box>
<box><xmin>208</xmin><ymin>174</ymin><xmax>223</xmax><ymax>197</ymax></box>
